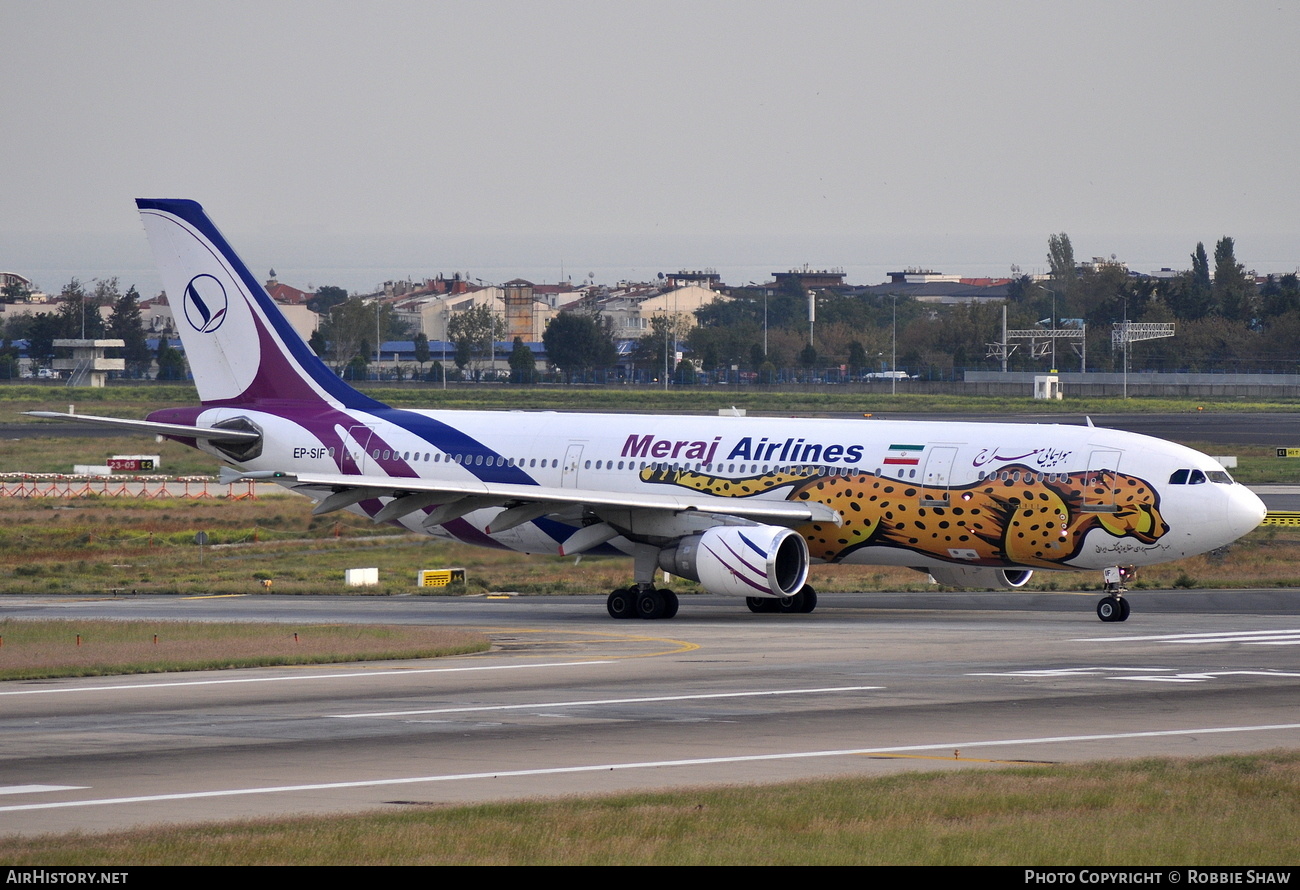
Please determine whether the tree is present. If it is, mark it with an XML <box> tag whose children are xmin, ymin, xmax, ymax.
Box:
<box><xmin>318</xmin><ymin>297</ymin><xmax>393</xmax><ymax>371</ymax></box>
<box><xmin>25</xmin><ymin>313</ymin><xmax>61</xmax><ymax>369</ymax></box>
<box><xmin>447</xmin><ymin>303</ymin><xmax>503</xmax><ymax>379</ymax></box>
<box><xmin>798</xmin><ymin>343</ymin><xmax>818</xmax><ymax>368</ymax></box>
<box><xmin>1047</xmin><ymin>234</ymin><xmax>1077</xmax><ymax>286</ymax></box>
<box><xmin>413</xmin><ymin>332</ymin><xmax>430</xmax><ymax>374</ymax></box>
<box><xmin>1213</xmin><ymin>237</ymin><xmax>1254</xmax><ymax>324</ymax></box>
<box><xmin>508</xmin><ymin>337</ymin><xmax>536</xmax><ymax>384</ymax></box>
<box><xmin>107</xmin><ymin>285</ymin><xmax>152</xmax><ymax>377</ymax></box>
<box><xmin>543</xmin><ymin>312</ymin><xmax>616</xmax><ymax>382</ymax></box>
<box><xmin>155</xmin><ymin>337</ymin><xmax>188</xmax><ymax>380</ymax></box>
<box><xmin>1</xmin><ymin>280</ymin><xmax>31</xmax><ymax>303</ymax></box>
<box><xmin>57</xmin><ymin>279</ymin><xmax>105</xmax><ymax>339</ymax></box>
<box><xmin>307</xmin><ymin>285</ymin><xmax>349</xmax><ymax>315</ymax></box>
<box><xmin>846</xmin><ymin>340</ymin><xmax>868</xmax><ymax>373</ymax></box>
<box><xmin>1180</xmin><ymin>241</ymin><xmax>1215</xmax><ymax>320</ymax></box>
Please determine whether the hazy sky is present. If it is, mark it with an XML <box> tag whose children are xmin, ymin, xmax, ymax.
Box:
<box><xmin>4</xmin><ymin>1</ymin><xmax>1299</xmax><ymax>292</ymax></box>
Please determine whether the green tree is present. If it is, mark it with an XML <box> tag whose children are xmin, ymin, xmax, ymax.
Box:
<box><xmin>1047</xmin><ymin>234</ymin><xmax>1077</xmax><ymax>287</ymax></box>
<box><xmin>413</xmin><ymin>332</ymin><xmax>430</xmax><ymax>374</ymax></box>
<box><xmin>1</xmin><ymin>280</ymin><xmax>31</xmax><ymax>303</ymax></box>
<box><xmin>1213</xmin><ymin>237</ymin><xmax>1254</xmax><ymax>323</ymax></box>
<box><xmin>673</xmin><ymin>358</ymin><xmax>697</xmax><ymax>385</ymax></box>
<box><xmin>846</xmin><ymin>340</ymin><xmax>868</xmax><ymax>373</ymax></box>
<box><xmin>57</xmin><ymin>279</ymin><xmax>105</xmax><ymax>339</ymax></box>
<box><xmin>543</xmin><ymin>312</ymin><xmax>616</xmax><ymax>382</ymax></box>
<box><xmin>1177</xmin><ymin>242</ymin><xmax>1215</xmax><ymax>320</ymax></box>
<box><xmin>155</xmin><ymin>337</ymin><xmax>188</xmax><ymax>380</ymax></box>
<box><xmin>107</xmin><ymin>285</ymin><xmax>152</xmax><ymax>377</ymax></box>
<box><xmin>1260</xmin><ymin>273</ymin><xmax>1300</xmax><ymax>319</ymax></box>
<box><xmin>307</xmin><ymin>285</ymin><xmax>349</xmax><ymax>315</ymax></box>
<box><xmin>318</xmin><ymin>297</ymin><xmax>393</xmax><ymax>371</ymax></box>
<box><xmin>447</xmin><ymin>303</ymin><xmax>503</xmax><ymax>379</ymax></box>
<box><xmin>508</xmin><ymin>337</ymin><xmax>536</xmax><ymax>384</ymax></box>
<box><xmin>798</xmin><ymin>343</ymin><xmax>818</xmax><ymax>368</ymax></box>
<box><xmin>0</xmin><ymin>341</ymin><xmax>18</xmax><ymax>379</ymax></box>
<box><xmin>25</xmin><ymin>313</ymin><xmax>60</xmax><ymax>368</ymax></box>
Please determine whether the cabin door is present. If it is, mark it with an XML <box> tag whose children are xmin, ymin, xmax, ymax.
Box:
<box><xmin>561</xmin><ymin>443</ymin><xmax>585</xmax><ymax>488</ymax></box>
<box><xmin>1081</xmin><ymin>449</ymin><xmax>1123</xmax><ymax>513</ymax></box>
<box><xmin>920</xmin><ymin>446</ymin><xmax>958</xmax><ymax>506</ymax></box>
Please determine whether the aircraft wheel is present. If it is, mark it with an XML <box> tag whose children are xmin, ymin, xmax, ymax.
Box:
<box><xmin>636</xmin><ymin>588</ymin><xmax>666</xmax><ymax>620</ymax></box>
<box><xmin>607</xmin><ymin>588</ymin><xmax>635</xmax><ymax>619</ymax></box>
<box><xmin>660</xmin><ymin>589</ymin><xmax>679</xmax><ymax>619</ymax></box>
<box><xmin>799</xmin><ymin>585</ymin><xmax>818</xmax><ymax>614</ymax></box>
<box><xmin>777</xmin><ymin>591</ymin><xmax>805</xmax><ymax>614</ymax></box>
<box><xmin>746</xmin><ymin>597</ymin><xmax>766</xmax><ymax>613</ymax></box>
<box><xmin>1118</xmin><ymin>597</ymin><xmax>1131</xmax><ymax>621</ymax></box>
<box><xmin>1097</xmin><ymin>595</ymin><xmax>1122</xmax><ymax>622</ymax></box>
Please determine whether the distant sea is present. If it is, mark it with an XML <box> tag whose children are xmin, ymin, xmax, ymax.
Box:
<box><xmin>7</xmin><ymin>231</ymin><xmax>1299</xmax><ymax>298</ymax></box>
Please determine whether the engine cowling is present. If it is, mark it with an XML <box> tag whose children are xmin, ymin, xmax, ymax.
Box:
<box><xmin>925</xmin><ymin>565</ymin><xmax>1033</xmax><ymax>589</ymax></box>
<box><xmin>659</xmin><ymin>525</ymin><xmax>809</xmax><ymax>598</ymax></box>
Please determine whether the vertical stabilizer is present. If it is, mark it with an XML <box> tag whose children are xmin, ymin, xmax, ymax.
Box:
<box><xmin>136</xmin><ymin>199</ymin><xmax>381</xmax><ymax>410</ymax></box>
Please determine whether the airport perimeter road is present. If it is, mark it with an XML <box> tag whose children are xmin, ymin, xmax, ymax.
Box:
<box><xmin>2</xmin><ymin>591</ymin><xmax>1299</xmax><ymax>837</ymax></box>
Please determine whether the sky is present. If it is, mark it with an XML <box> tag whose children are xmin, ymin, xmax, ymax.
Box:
<box><xmin>4</xmin><ymin>1</ymin><xmax>1300</xmax><ymax>295</ymax></box>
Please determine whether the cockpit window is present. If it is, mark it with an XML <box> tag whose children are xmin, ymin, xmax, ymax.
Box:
<box><xmin>1170</xmin><ymin>467</ymin><xmax>1234</xmax><ymax>485</ymax></box>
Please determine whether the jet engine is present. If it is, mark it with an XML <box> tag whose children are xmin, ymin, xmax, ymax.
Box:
<box><xmin>925</xmin><ymin>565</ymin><xmax>1033</xmax><ymax>589</ymax></box>
<box><xmin>659</xmin><ymin>525</ymin><xmax>809</xmax><ymax>598</ymax></box>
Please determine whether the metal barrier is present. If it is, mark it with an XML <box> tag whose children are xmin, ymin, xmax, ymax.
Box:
<box><xmin>0</xmin><ymin>474</ymin><xmax>258</xmax><ymax>499</ymax></box>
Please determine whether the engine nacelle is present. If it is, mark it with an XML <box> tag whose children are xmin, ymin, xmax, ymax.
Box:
<box><xmin>925</xmin><ymin>565</ymin><xmax>1033</xmax><ymax>589</ymax></box>
<box><xmin>659</xmin><ymin>525</ymin><xmax>809</xmax><ymax>598</ymax></box>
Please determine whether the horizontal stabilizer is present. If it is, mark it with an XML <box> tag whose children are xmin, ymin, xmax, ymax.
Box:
<box><xmin>24</xmin><ymin>411</ymin><xmax>262</xmax><ymax>442</ymax></box>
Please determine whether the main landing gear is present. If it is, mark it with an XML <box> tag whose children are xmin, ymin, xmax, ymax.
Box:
<box><xmin>606</xmin><ymin>583</ymin><xmax>819</xmax><ymax>619</ymax></box>
<box><xmin>746</xmin><ymin>585</ymin><xmax>818</xmax><ymax>615</ymax></box>
<box><xmin>1096</xmin><ymin>565</ymin><xmax>1135</xmax><ymax>623</ymax></box>
<box><xmin>607</xmin><ymin>586</ymin><xmax>678</xmax><ymax>620</ymax></box>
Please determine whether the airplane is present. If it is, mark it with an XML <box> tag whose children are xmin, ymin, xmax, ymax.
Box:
<box><xmin>29</xmin><ymin>199</ymin><xmax>1267</xmax><ymax>623</ymax></box>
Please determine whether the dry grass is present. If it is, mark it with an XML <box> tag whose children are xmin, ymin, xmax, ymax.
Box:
<box><xmin>2</xmin><ymin>752</ymin><xmax>1298</xmax><ymax>864</ymax></box>
<box><xmin>0</xmin><ymin>620</ymin><xmax>489</xmax><ymax>679</ymax></box>
<box><xmin>0</xmin><ymin>493</ymin><xmax>1296</xmax><ymax>598</ymax></box>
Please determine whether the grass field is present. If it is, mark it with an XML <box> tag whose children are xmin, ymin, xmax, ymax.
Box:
<box><xmin>0</xmin><ymin>494</ymin><xmax>1297</xmax><ymax>599</ymax></box>
<box><xmin>2</xmin><ymin>752</ymin><xmax>1297</xmax><ymax>864</ymax></box>
<box><xmin>0</xmin><ymin>619</ymin><xmax>488</xmax><ymax>680</ymax></box>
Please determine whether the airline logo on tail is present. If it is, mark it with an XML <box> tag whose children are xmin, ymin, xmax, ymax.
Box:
<box><xmin>183</xmin><ymin>275</ymin><xmax>229</xmax><ymax>333</ymax></box>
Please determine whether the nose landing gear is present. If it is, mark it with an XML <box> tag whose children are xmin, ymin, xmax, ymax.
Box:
<box><xmin>1097</xmin><ymin>566</ymin><xmax>1135</xmax><ymax>622</ymax></box>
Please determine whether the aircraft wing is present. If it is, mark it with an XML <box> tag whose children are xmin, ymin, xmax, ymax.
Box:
<box><xmin>242</xmin><ymin>469</ymin><xmax>842</xmax><ymax>530</ymax></box>
<box><xmin>23</xmin><ymin>411</ymin><xmax>262</xmax><ymax>443</ymax></box>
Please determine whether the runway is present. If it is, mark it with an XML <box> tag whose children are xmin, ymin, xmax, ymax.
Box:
<box><xmin>2</xmin><ymin>590</ymin><xmax>1299</xmax><ymax>837</ymax></box>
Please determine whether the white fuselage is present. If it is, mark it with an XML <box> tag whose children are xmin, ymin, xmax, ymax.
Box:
<box><xmin>195</xmin><ymin>405</ymin><xmax>1266</xmax><ymax>573</ymax></box>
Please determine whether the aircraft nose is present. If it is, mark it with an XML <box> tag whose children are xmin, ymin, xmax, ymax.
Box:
<box><xmin>1227</xmin><ymin>485</ymin><xmax>1268</xmax><ymax>540</ymax></box>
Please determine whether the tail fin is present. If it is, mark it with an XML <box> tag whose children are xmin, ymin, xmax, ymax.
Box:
<box><xmin>137</xmin><ymin>199</ymin><xmax>381</xmax><ymax>410</ymax></box>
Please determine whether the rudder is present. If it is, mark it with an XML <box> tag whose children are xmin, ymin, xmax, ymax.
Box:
<box><xmin>136</xmin><ymin>198</ymin><xmax>380</xmax><ymax>410</ymax></box>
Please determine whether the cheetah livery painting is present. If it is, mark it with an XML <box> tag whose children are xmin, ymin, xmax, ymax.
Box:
<box><xmin>29</xmin><ymin>200</ymin><xmax>1267</xmax><ymax>624</ymax></box>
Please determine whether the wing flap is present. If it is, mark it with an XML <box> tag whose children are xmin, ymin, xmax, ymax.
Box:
<box><xmin>272</xmin><ymin>470</ymin><xmax>842</xmax><ymax>527</ymax></box>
